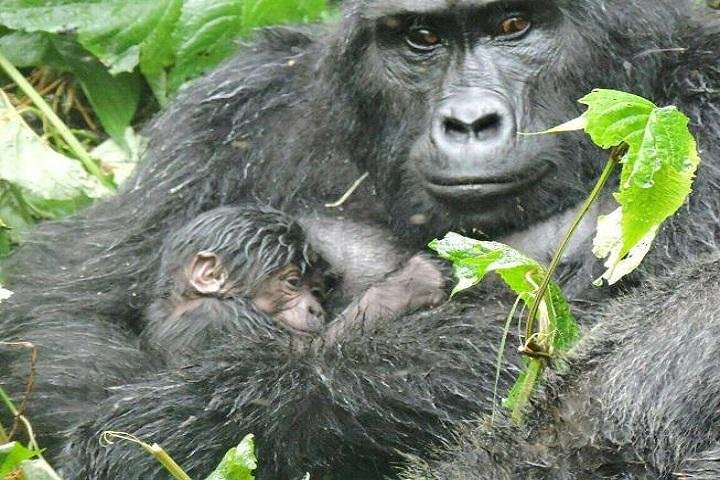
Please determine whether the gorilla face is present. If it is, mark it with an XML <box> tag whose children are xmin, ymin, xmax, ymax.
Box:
<box><xmin>335</xmin><ymin>0</ymin><xmax>667</xmax><ymax>239</ymax></box>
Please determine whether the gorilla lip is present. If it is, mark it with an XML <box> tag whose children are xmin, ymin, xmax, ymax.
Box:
<box><xmin>420</xmin><ymin>162</ymin><xmax>553</xmax><ymax>200</ymax></box>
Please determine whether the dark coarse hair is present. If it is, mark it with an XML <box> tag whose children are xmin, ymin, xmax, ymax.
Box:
<box><xmin>156</xmin><ymin>204</ymin><xmax>314</xmax><ymax>297</ymax></box>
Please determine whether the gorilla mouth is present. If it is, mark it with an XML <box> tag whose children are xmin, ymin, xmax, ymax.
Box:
<box><xmin>420</xmin><ymin>161</ymin><xmax>553</xmax><ymax>201</ymax></box>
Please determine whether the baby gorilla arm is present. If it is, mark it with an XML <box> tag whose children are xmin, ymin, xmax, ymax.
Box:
<box><xmin>321</xmin><ymin>253</ymin><xmax>448</xmax><ymax>347</ymax></box>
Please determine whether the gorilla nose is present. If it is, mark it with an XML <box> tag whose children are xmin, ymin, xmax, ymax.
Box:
<box><xmin>441</xmin><ymin>108</ymin><xmax>501</xmax><ymax>143</ymax></box>
<box><xmin>431</xmin><ymin>91</ymin><xmax>515</xmax><ymax>161</ymax></box>
<box><xmin>308</xmin><ymin>303</ymin><xmax>324</xmax><ymax>323</ymax></box>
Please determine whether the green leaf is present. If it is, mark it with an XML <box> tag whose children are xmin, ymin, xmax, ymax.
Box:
<box><xmin>0</xmin><ymin>32</ymin><xmax>141</xmax><ymax>147</ymax></box>
<box><xmin>573</xmin><ymin>89</ymin><xmax>701</xmax><ymax>284</ymax></box>
<box><xmin>205</xmin><ymin>434</ymin><xmax>258</xmax><ymax>480</ymax></box>
<box><xmin>0</xmin><ymin>442</ymin><xmax>36</xmax><ymax>477</ymax></box>
<box><xmin>167</xmin><ymin>0</ymin><xmax>244</xmax><ymax>93</ymax></box>
<box><xmin>429</xmin><ymin>233</ymin><xmax>578</xmax><ymax>355</ymax></box>
<box><xmin>578</xmin><ymin>89</ymin><xmax>655</xmax><ymax>149</ymax></box>
<box><xmin>170</xmin><ymin>0</ymin><xmax>326</xmax><ymax>92</ymax></box>
<box><xmin>51</xmin><ymin>38</ymin><xmax>142</xmax><ymax>147</ymax></box>
<box><xmin>0</xmin><ymin>0</ymin><xmax>181</xmax><ymax>102</ymax></box>
<box><xmin>0</xmin><ymin>88</ymin><xmax>112</xmax><ymax>221</ymax></box>
<box><xmin>134</xmin><ymin>0</ymin><xmax>183</xmax><ymax>105</ymax></box>
<box><xmin>0</xmin><ymin>31</ymin><xmax>51</xmax><ymax>67</ymax></box>
<box><xmin>241</xmin><ymin>0</ymin><xmax>326</xmax><ymax>32</ymax></box>
<box><xmin>0</xmin><ymin>0</ymin><xmax>327</xmax><ymax>103</ymax></box>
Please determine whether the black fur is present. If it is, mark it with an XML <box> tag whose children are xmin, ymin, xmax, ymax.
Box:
<box><xmin>401</xmin><ymin>254</ymin><xmax>720</xmax><ymax>480</ymax></box>
<box><xmin>143</xmin><ymin>204</ymin><xmax>317</xmax><ymax>359</ymax></box>
<box><xmin>1</xmin><ymin>0</ymin><xmax>718</xmax><ymax>478</ymax></box>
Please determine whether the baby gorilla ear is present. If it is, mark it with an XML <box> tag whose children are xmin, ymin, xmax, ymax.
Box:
<box><xmin>188</xmin><ymin>251</ymin><xmax>228</xmax><ymax>294</ymax></box>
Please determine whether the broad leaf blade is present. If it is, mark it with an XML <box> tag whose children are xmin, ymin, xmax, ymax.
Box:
<box><xmin>51</xmin><ymin>38</ymin><xmax>142</xmax><ymax>147</ymax></box>
<box><xmin>579</xmin><ymin>89</ymin><xmax>655</xmax><ymax>149</ymax></box>
<box><xmin>429</xmin><ymin>233</ymin><xmax>578</xmax><ymax>354</ymax></box>
<box><xmin>0</xmin><ymin>89</ymin><xmax>112</xmax><ymax>221</ymax></box>
<box><xmin>241</xmin><ymin>0</ymin><xmax>326</xmax><ymax>32</ymax></box>
<box><xmin>0</xmin><ymin>442</ymin><xmax>36</xmax><ymax>477</ymax></box>
<box><xmin>167</xmin><ymin>0</ymin><xmax>245</xmax><ymax>92</ymax></box>
<box><xmin>571</xmin><ymin>90</ymin><xmax>701</xmax><ymax>284</ymax></box>
<box><xmin>205</xmin><ymin>434</ymin><xmax>258</xmax><ymax>480</ymax></box>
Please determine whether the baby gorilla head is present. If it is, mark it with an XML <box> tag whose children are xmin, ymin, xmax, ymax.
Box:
<box><xmin>251</xmin><ymin>263</ymin><xmax>326</xmax><ymax>334</ymax></box>
<box><xmin>144</xmin><ymin>205</ymin><xmax>330</xmax><ymax>359</ymax></box>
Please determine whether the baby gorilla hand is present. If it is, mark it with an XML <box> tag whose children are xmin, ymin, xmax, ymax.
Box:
<box><xmin>321</xmin><ymin>254</ymin><xmax>448</xmax><ymax>347</ymax></box>
<box><xmin>351</xmin><ymin>253</ymin><xmax>448</xmax><ymax>327</ymax></box>
<box><xmin>381</xmin><ymin>253</ymin><xmax>448</xmax><ymax>313</ymax></box>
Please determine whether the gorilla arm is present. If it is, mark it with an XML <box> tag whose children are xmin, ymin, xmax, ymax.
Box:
<box><xmin>60</xmin><ymin>291</ymin><xmax>520</xmax><ymax>480</ymax></box>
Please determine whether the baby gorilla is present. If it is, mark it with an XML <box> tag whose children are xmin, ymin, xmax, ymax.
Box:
<box><xmin>143</xmin><ymin>205</ymin><xmax>447</xmax><ymax>359</ymax></box>
<box><xmin>61</xmin><ymin>205</ymin><xmax>450</xmax><ymax>479</ymax></box>
<box><xmin>143</xmin><ymin>205</ymin><xmax>329</xmax><ymax>358</ymax></box>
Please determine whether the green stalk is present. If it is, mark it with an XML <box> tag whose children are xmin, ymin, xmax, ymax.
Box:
<box><xmin>0</xmin><ymin>418</ymin><xmax>7</xmax><ymax>443</ymax></box>
<box><xmin>511</xmin><ymin>358</ymin><xmax>543</xmax><ymax>422</ymax></box>
<box><xmin>0</xmin><ymin>386</ymin><xmax>19</xmax><ymax>417</ymax></box>
<box><xmin>101</xmin><ymin>432</ymin><xmax>192</xmax><ymax>480</ymax></box>
<box><xmin>511</xmin><ymin>146</ymin><xmax>623</xmax><ymax>422</ymax></box>
<box><xmin>146</xmin><ymin>444</ymin><xmax>193</xmax><ymax>480</ymax></box>
<box><xmin>0</xmin><ymin>52</ymin><xmax>115</xmax><ymax>191</ymax></box>
<box><xmin>523</xmin><ymin>147</ymin><xmax>622</xmax><ymax>342</ymax></box>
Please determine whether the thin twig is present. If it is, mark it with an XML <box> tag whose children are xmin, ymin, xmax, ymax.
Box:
<box><xmin>0</xmin><ymin>341</ymin><xmax>37</xmax><ymax>440</ymax></box>
<box><xmin>101</xmin><ymin>431</ymin><xmax>193</xmax><ymax>480</ymax></box>
<box><xmin>324</xmin><ymin>172</ymin><xmax>369</xmax><ymax>208</ymax></box>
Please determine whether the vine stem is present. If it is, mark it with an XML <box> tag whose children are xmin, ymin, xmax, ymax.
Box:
<box><xmin>511</xmin><ymin>359</ymin><xmax>543</xmax><ymax>422</ymax></box>
<box><xmin>0</xmin><ymin>51</ymin><xmax>115</xmax><ymax>191</ymax></box>
<box><xmin>101</xmin><ymin>432</ymin><xmax>192</xmax><ymax>480</ymax></box>
<box><xmin>0</xmin><ymin>417</ymin><xmax>7</xmax><ymax>443</ymax></box>
<box><xmin>511</xmin><ymin>146</ymin><xmax>623</xmax><ymax>422</ymax></box>
<box><xmin>523</xmin><ymin>146</ymin><xmax>623</xmax><ymax>342</ymax></box>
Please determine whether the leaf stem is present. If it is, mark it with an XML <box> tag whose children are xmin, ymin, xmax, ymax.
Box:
<box><xmin>0</xmin><ymin>417</ymin><xmax>8</xmax><ymax>443</ymax></box>
<box><xmin>524</xmin><ymin>147</ymin><xmax>622</xmax><ymax>342</ymax></box>
<box><xmin>100</xmin><ymin>431</ymin><xmax>192</xmax><ymax>480</ymax></box>
<box><xmin>0</xmin><ymin>385</ymin><xmax>19</xmax><ymax>417</ymax></box>
<box><xmin>0</xmin><ymin>52</ymin><xmax>115</xmax><ymax>191</ymax></box>
<box><xmin>511</xmin><ymin>358</ymin><xmax>543</xmax><ymax>422</ymax></box>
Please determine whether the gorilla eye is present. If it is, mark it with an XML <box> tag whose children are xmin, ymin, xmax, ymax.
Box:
<box><xmin>284</xmin><ymin>276</ymin><xmax>301</xmax><ymax>289</ymax></box>
<box><xmin>405</xmin><ymin>27</ymin><xmax>442</xmax><ymax>52</ymax></box>
<box><xmin>311</xmin><ymin>286</ymin><xmax>326</xmax><ymax>300</ymax></box>
<box><xmin>499</xmin><ymin>16</ymin><xmax>531</xmax><ymax>37</ymax></box>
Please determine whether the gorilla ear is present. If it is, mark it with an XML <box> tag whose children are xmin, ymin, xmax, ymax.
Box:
<box><xmin>188</xmin><ymin>251</ymin><xmax>228</xmax><ymax>294</ymax></box>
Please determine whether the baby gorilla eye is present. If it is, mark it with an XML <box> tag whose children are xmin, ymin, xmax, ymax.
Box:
<box><xmin>498</xmin><ymin>16</ymin><xmax>531</xmax><ymax>37</ymax></box>
<box><xmin>284</xmin><ymin>276</ymin><xmax>301</xmax><ymax>289</ymax></box>
<box><xmin>310</xmin><ymin>286</ymin><xmax>326</xmax><ymax>300</ymax></box>
<box><xmin>405</xmin><ymin>27</ymin><xmax>442</xmax><ymax>51</ymax></box>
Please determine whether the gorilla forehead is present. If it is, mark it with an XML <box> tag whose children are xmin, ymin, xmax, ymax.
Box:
<box><xmin>358</xmin><ymin>0</ymin><xmax>570</xmax><ymax>19</ymax></box>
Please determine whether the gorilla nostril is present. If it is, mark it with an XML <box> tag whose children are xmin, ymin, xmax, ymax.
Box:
<box><xmin>308</xmin><ymin>304</ymin><xmax>322</xmax><ymax>318</ymax></box>
<box><xmin>441</xmin><ymin>113</ymin><xmax>503</xmax><ymax>143</ymax></box>
<box><xmin>472</xmin><ymin>113</ymin><xmax>500</xmax><ymax>135</ymax></box>
<box><xmin>443</xmin><ymin>117</ymin><xmax>473</xmax><ymax>142</ymax></box>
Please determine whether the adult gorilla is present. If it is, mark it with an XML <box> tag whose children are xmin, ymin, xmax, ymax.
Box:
<box><xmin>1</xmin><ymin>0</ymin><xmax>718</xmax><ymax>478</ymax></box>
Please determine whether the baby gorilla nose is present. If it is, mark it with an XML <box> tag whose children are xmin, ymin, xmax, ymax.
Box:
<box><xmin>307</xmin><ymin>301</ymin><xmax>324</xmax><ymax>323</ymax></box>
